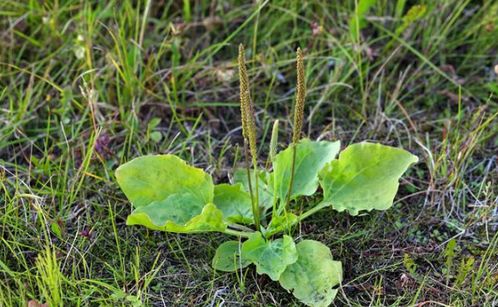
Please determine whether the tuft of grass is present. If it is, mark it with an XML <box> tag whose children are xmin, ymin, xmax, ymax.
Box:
<box><xmin>1</xmin><ymin>0</ymin><xmax>497</xmax><ymax>305</ymax></box>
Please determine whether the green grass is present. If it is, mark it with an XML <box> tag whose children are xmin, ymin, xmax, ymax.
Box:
<box><xmin>1</xmin><ymin>0</ymin><xmax>497</xmax><ymax>306</ymax></box>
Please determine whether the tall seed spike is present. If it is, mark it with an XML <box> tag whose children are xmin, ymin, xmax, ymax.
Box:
<box><xmin>292</xmin><ymin>47</ymin><xmax>306</xmax><ymax>144</ymax></box>
<box><xmin>247</xmin><ymin>108</ymin><xmax>257</xmax><ymax>162</ymax></box>
<box><xmin>284</xmin><ymin>48</ymin><xmax>306</xmax><ymax>213</ymax></box>
<box><xmin>238</xmin><ymin>44</ymin><xmax>260</xmax><ymax>231</ymax></box>
<box><xmin>238</xmin><ymin>44</ymin><xmax>257</xmax><ymax>161</ymax></box>
<box><xmin>238</xmin><ymin>44</ymin><xmax>249</xmax><ymax>140</ymax></box>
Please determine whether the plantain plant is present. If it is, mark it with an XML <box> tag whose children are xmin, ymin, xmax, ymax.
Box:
<box><xmin>115</xmin><ymin>45</ymin><xmax>418</xmax><ymax>306</ymax></box>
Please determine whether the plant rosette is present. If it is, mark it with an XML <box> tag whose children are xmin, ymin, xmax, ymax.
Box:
<box><xmin>115</xmin><ymin>47</ymin><xmax>418</xmax><ymax>307</ymax></box>
<box><xmin>116</xmin><ymin>140</ymin><xmax>417</xmax><ymax>306</ymax></box>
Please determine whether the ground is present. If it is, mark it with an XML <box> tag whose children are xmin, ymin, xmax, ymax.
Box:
<box><xmin>1</xmin><ymin>1</ymin><xmax>497</xmax><ymax>306</ymax></box>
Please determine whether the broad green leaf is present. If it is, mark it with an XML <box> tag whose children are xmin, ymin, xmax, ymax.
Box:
<box><xmin>242</xmin><ymin>232</ymin><xmax>298</xmax><ymax>281</ymax></box>
<box><xmin>233</xmin><ymin>169</ymin><xmax>273</xmax><ymax>210</ymax></box>
<box><xmin>279</xmin><ymin>240</ymin><xmax>342</xmax><ymax>307</ymax></box>
<box><xmin>319</xmin><ymin>142</ymin><xmax>418</xmax><ymax>215</ymax></box>
<box><xmin>126</xmin><ymin>195</ymin><xmax>226</xmax><ymax>233</ymax></box>
<box><xmin>214</xmin><ymin>184</ymin><xmax>253</xmax><ymax>224</ymax></box>
<box><xmin>264</xmin><ymin>213</ymin><xmax>298</xmax><ymax>237</ymax></box>
<box><xmin>212</xmin><ymin>241</ymin><xmax>251</xmax><ymax>272</ymax></box>
<box><xmin>126</xmin><ymin>192</ymin><xmax>201</xmax><ymax>226</ymax></box>
<box><xmin>272</xmin><ymin>139</ymin><xmax>340</xmax><ymax>202</ymax></box>
<box><xmin>116</xmin><ymin>155</ymin><xmax>213</xmax><ymax>208</ymax></box>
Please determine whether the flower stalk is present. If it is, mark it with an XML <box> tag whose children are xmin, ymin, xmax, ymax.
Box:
<box><xmin>238</xmin><ymin>44</ymin><xmax>260</xmax><ymax>232</ymax></box>
<box><xmin>285</xmin><ymin>47</ymin><xmax>306</xmax><ymax>210</ymax></box>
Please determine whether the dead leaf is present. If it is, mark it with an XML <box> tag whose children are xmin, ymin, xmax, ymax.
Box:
<box><xmin>28</xmin><ymin>300</ymin><xmax>48</xmax><ymax>307</ymax></box>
